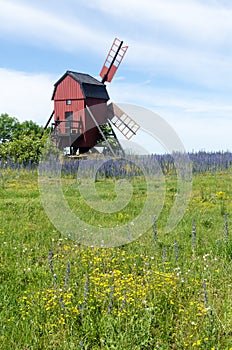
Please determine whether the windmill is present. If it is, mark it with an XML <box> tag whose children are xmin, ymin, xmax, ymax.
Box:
<box><xmin>44</xmin><ymin>38</ymin><xmax>140</xmax><ymax>156</ymax></box>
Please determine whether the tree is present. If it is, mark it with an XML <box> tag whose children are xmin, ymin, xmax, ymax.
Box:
<box><xmin>0</xmin><ymin>133</ymin><xmax>48</xmax><ymax>164</ymax></box>
<box><xmin>0</xmin><ymin>114</ymin><xmax>44</xmax><ymax>143</ymax></box>
<box><xmin>0</xmin><ymin>113</ymin><xmax>48</xmax><ymax>164</ymax></box>
<box><xmin>12</xmin><ymin>120</ymin><xmax>44</xmax><ymax>139</ymax></box>
<box><xmin>0</xmin><ymin>113</ymin><xmax>20</xmax><ymax>143</ymax></box>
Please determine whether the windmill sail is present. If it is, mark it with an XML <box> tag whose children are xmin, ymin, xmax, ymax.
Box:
<box><xmin>100</xmin><ymin>38</ymin><xmax>128</xmax><ymax>83</ymax></box>
<box><xmin>107</xmin><ymin>103</ymin><xmax>140</xmax><ymax>140</ymax></box>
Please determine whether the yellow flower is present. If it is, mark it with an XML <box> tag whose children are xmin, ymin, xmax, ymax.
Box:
<box><xmin>216</xmin><ymin>191</ymin><xmax>225</xmax><ymax>199</ymax></box>
<box><xmin>193</xmin><ymin>340</ymin><xmax>201</xmax><ymax>346</ymax></box>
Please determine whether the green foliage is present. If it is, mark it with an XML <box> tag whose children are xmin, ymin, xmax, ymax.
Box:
<box><xmin>0</xmin><ymin>134</ymin><xmax>47</xmax><ymax>164</ymax></box>
<box><xmin>0</xmin><ymin>113</ymin><xmax>19</xmax><ymax>143</ymax></box>
<box><xmin>12</xmin><ymin>120</ymin><xmax>44</xmax><ymax>139</ymax></box>
<box><xmin>0</xmin><ymin>113</ymin><xmax>47</xmax><ymax>163</ymax></box>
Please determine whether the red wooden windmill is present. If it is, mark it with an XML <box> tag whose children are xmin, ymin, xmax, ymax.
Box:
<box><xmin>44</xmin><ymin>38</ymin><xmax>140</xmax><ymax>155</ymax></box>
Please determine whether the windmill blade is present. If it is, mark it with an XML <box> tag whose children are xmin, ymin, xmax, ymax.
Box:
<box><xmin>100</xmin><ymin>38</ymin><xmax>128</xmax><ymax>83</ymax></box>
<box><xmin>107</xmin><ymin>103</ymin><xmax>140</xmax><ymax>140</ymax></box>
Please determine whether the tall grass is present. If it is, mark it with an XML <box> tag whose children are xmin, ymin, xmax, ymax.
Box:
<box><xmin>0</xmin><ymin>160</ymin><xmax>232</xmax><ymax>349</ymax></box>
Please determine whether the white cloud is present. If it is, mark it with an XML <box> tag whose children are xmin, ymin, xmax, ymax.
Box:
<box><xmin>0</xmin><ymin>68</ymin><xmax>54</xmax><ymax>125</ymax></box>
<box><xmin>0</xmin><ymin>0</ymin><xmax>111</xmax><ymax>53</ymax></box>
<box><xmin>126</xmin><ymin>40</ymin><xmax>232</xmax><ymax>89</ymax></box>
<box><xmin>87</xmin><ymin>0</ymin><xmax>232</xmax><ymax>45</ymax></box>
<box><xmin>1</xmin><ymin>0</ymin><xmax>232</xmax><ymax>90</ymax></box>
<box><xmin>80</xmin><ymin>0</ymin><xmax>232</xmax><ymax>89</ymax></box>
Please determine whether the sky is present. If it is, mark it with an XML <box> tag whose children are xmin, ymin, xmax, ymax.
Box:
<box><xmin>0</xmin><ymin>0</ymin><xmax>232</xmax><ymax>153</ymax></box>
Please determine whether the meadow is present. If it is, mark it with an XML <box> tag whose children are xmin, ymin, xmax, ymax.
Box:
<box><xmin>1</xmin><ymin>152</ymin><xmax>232</xmax><ymax>349</ymax></box>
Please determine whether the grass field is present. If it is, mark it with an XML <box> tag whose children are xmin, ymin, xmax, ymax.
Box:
<box><xmin>1</xmin><ymin>164</ymin><xmax>232</xmax><ymax>349</ymax></box>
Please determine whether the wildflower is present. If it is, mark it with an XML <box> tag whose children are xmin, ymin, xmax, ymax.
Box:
<box><xmin>107</xmin><ymin>286</ymin><xmax>114</xmax><ymax>314</ymax></box>
<box><xmin>120</xmin><ymin>291</ymin><xmax>127</xmax><ymax>311</ymax></box>
<box><xmin>203</xmin><ymin>282</ymin><xmax>208</xmax><ymax>307</ymax></box>
<box><xmin>84</xmin><ymin>274</ymin><xmax>90</xmax><ymax>303</ymax></box>
<box><xmin>153</xmin><ymin>215</ymin><xmax>157</xmax><ymax>243</ymax></box>
<box><xmin>224</xmin><ymin>212</ymin><xmax>229</xmax><ymax>240</ymax></box>
<box><xmin>78</xmin><ymin>341</ymin><xmax>84</xmax><ymax>349</ymax></box>
<box><xmin>162</xmin><ymin>248</ymin><xmax>167</xmax><ymax>262</ymax></box>
<box><xmin>58</xmin><ymin>316</ymin><xmax>65</xmax><ymax>325</ymax></box>
<box><xmin>193</xmin><ymin>340</ymin><xmax>201</xmax><ymax>346</ymax></box>
<box><xmin>60</xmin><ymin>296</ymin><xmax>65</xmax><ymax>310</ymax></box>
<box><xmin>174</xmin><ymin>240</ymin><xmax>178</xmax><ymax>261</ymax></box>
<box><xmin>216</xmin><ymin>191</ymin><xmax>225</xmax><ymax>199</ymax></box>
<box><xmin>192</xmin><ymin>219</ymin><xmax>196</xmax><ymax>249</ymax></box>
<box><xmin>64</xmin><ymin>260</ymin><xmax>71</xmax><ymax>287</ymax></box>
<box><xmin>203</xmin><ymin>253</ymin><xmax>210</xmax><ymax>261</ymax></box>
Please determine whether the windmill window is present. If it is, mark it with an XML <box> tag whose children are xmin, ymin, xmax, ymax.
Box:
<box><xmin>66</xmin><ymin>99</ymin><xmax>72</xmax><ymax>105</ymax></box>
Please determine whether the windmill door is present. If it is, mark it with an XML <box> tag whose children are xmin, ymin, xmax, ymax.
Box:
<box><xmin>65</xmin><ymin>111</ymin><xmax>73</xmax><ymax>134</ymax></box>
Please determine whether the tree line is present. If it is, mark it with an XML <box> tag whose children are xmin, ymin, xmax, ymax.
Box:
<box><xmin>0</xmin><ymin>113</ymin><xmax>48</xmax><ymax>164</ymax></box>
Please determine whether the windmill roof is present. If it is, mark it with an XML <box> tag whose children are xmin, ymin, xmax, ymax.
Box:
<box><xmin>52</xmin><ymin>70</ymin><xmax>109</xmax><ymax>100</ymax></box>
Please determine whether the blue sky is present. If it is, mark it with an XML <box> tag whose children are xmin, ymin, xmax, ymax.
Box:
<box><xmin>1</xmin><ymin>0</ymin><xmax>232</xmax><ymax>152</ymax></box>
